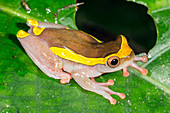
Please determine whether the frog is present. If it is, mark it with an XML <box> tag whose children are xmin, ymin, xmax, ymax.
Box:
<box><xmin>16</xmin><ymin>19</ymin><xmax>148</xmax><ymax>105</ymax></box>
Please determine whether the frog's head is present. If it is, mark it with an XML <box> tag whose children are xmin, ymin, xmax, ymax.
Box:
<box><xmin>94</xmin><ymin>50</ymin><xmax>135</xmax><ymax>73</ymax></box>
<box><xmin>94</xmin><ymin>35</ymin><xmax>148</xmax><ymax>76</ymax></box>
<box><xmin>94</xmin><ymin>35</ymin><xmax>134</xmax><ymax>72</ymax></box>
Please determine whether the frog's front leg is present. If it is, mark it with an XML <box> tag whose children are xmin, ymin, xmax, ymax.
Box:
<box><xmin>122</xmin><ymin>55</ymin><xmax>148</xmax><ymax>77</ymax></box>
<box><xmin>71</xmin><ymin>69</ymin><xmax>125</xmax><ymax>105</ymax></box>
<box><xmin>16</xmin><ymin>30</ymin><xmax>71</xmax><ymax>84</ymax></box>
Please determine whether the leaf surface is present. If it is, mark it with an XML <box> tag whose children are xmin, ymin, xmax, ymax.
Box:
<box><xmin>0</xmin><ymin>0</ymin><xmax>169</xmax><ymax>112</ymax></box>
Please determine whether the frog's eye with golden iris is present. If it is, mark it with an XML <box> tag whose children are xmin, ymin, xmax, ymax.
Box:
<box><xmin>107</xmin><ymin>56</ymin><xmax>120</xmax><ymax>68</ymax></box>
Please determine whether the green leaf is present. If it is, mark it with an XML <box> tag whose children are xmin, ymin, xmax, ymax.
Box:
<box><xmin>128</xmin><ymin>0</ymin><xmax>170</xmax><ymax>92</ymax></box>
<box><xmin>0</xmin><ymin>0</ymin><xmax>169</xmax><ymax>113</ymax></box>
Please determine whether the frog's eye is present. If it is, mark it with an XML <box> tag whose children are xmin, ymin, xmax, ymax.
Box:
<box><xmin>107</xmin><ymin>56</ymin><xmax>120</xmax><ymax>68</ymax></box>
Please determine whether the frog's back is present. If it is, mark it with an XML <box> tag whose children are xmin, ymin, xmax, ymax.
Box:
<box><xmin>37</xmin><ymin>28</ymin><xmax>122</xmax><ymax>58</ymax></box>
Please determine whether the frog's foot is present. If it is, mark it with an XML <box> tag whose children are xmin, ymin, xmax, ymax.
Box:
<box><xmin>91</xmin><ymin>77</ymin><xmax>114</xmax><ymax>86</ymax></box>
<box><xmin>72</xmin><ymin>70</ymin><xmax>126</xmax><ymax>105</ymax></box>
<box><xmin>101</xmin><ymin>86</ymin><xmax>126</xmax><ymax>99</ymax></box>
<box><xmin>129</xmin><ymin>62</ymin><xmax>148</xmax><ymax>75</ymax></box>
<box><xmin>110</xmin><ymin>98</ymin><xmax>117</xmax><ymax>105</ymax></box>
<box><xmin>98</xmin><ymin>85</ymin><xmax>126</xmax><ymax>105</ymax></box>
<box><xmin>90</xmin><ymin>77</ymin><xmax>125</xmax><ymax>105</ymax></box>
<box><xmin>122</xmin><ymin>55</ymin><xmax>148</xmax><ymax>77</ymax></box>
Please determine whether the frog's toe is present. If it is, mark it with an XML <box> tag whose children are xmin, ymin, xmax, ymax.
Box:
<box><xmin>122</xmin><ymin>67</ymin><xmax>129</xmax><ymax>77</ymax></box>
<box><xmin>60</xmin><ymin>79</ymin><xmax>69</xmax><ymax>84</ymax></box>
<box><xmin>140</xmin><ymin>56</ymin><xmax>148</xmax><ymax>62</ymax></box>
<box><xmin>91</xmin><ymin>78</ymin><xmax>114</xmax><ymax>86</ymax></box>
<box><xmin>109</xmin><ymin>98</ymin><xmax>117</xmax><ymax>105</ymax></box>
<box><xmin>107</xmin><ymin>79</ymin><xmax>114</xmax><ymax>86</ymax></box>
<box><xmin>60</xmin><ymin>78</ymin><xmax>70</xmax><ymax>84</ymax></box>
<box><xmin>130</xmin><ymin>62</ymin><xmax>148</xmax><ymax>75</ymax></box>
<box><xmin>140</xmin><ymin>69</ymin><xmax>148</xmax><ymax>75</ymax></box>
<box><xmin>119</xmin><ymin>93</ymin><xmax>126</xmax><ymax>99</ymax></box>
<box><xmin>60</xmin><ymin>75</ymin><xmax>72</xmax><ymax>84</ymax></box>
<box><xmin>134</xmin><ymin>55</ymin><xmax>148</xmax><ymax>62</ymax></box>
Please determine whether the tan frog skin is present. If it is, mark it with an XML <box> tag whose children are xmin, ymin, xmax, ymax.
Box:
<box><xmin>16</xmin><ymin>19</ymin><xmax>148</xmax><ymax>105</ymax></box>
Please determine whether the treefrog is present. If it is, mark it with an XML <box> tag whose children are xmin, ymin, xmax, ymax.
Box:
<box><xmin>16</xmin><ymin>19</ymin><xmax>148</xmax><ymax>105</ymax></box>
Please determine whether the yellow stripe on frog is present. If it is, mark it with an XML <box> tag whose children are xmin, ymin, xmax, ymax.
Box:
<box><xmin>50</xmin><ymin>35</ymin><xmax>132</xmax><ymax>65</ymax></box>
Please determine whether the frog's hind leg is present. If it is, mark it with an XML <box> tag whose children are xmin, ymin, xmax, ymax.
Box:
<box><xmin>72</xmin><ymin>70</ymin><xmax>125</xmax><ymax>105</ymax></box>
<box><xmin>16</xmin><ymin>30</ymin><xmax>72</xmax><ymax>84</ymax></box>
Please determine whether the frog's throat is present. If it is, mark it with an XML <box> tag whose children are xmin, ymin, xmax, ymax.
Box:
<box><xmin>50</xmin><ymin>35</ymin><xmax>132</xmax><ymax>66</ymax></box>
